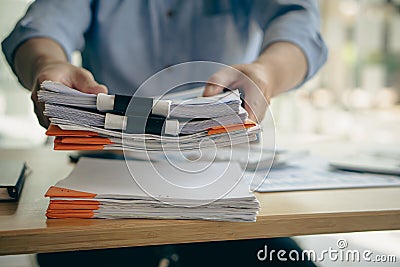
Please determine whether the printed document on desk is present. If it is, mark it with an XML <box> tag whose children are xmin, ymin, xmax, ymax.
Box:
<box><xmin>248</xmin><ymin>156</ymin><xmax>400</xmax><ymax>192</ymax></box>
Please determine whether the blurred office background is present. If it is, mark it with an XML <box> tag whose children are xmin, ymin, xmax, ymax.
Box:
<box><xmin>272</xmin><ymin>0</ymin><xmax>400</xmax><ymax>147</ymax></box>
<box><xmin>0</xmin><ymin>0</ymin><xmax>399</xmax><ymax>266</ymax></box>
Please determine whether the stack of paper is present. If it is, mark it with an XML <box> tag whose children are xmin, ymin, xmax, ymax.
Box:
<box><xmin>45</xmin><ymin>158</ymin><xmax>260</xmax><ymax>222</ymax></box>
<box><xmin>39</xmin><ymin>81</ymin><xmax>260</xmax><ymax>151</ymax></box>
<box><xmin>38</xmin><ymin>81</ymin><xmax>242</xmax><ymax>118</ymax></box>
<box><xmin>44</xmin><ymin>103</ymin><xmax>248</xmax><ymax>135</ymax></box>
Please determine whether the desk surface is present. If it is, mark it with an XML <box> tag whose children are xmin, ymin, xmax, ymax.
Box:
<box><xmin>0</xmin><ymin>148</ymin><xmax>399</xmax><ymax>255</ymax></box>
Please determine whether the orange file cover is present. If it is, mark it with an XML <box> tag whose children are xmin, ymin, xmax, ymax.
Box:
<box><xmin>55</xmin><ymin>136</ymin><xmax>113</xmax><ymax>145</ymax></box>
<box><xmin>53</xmin><ymin>143</ymin><xmax>106</xmax><ymax>151</ymax></box>
<box><xmin>50</xmin><ymin>200</ymin><xmax>100</xmax><ymax>205</ymax></box>
<box><xmin>46</xmin><ymin>210</ymin><xmax>95</xmax><ymax>219</ymax></box>
<box><xmin>45</xmin><ymin>186</ymin><xmax>97</xmax><ymax>198</ymax></box>
<box><xmin>45</xmin><ymin>187</ymin><xmax>99</xmax><ymax>218</ymax></box>
<box><xmin>48</xmin><ymin>203</ymin><xmax>99</xmax><ymax>210</ymax></box>
<box><xmin>207</xmin><ymin>121</ymin><xmax>256</xmax><ymax>135</ymax></box>
<box><xmin>46</xmin><ymin>124</ymin><xmax>98</xmax><ymax>137</ymax></box>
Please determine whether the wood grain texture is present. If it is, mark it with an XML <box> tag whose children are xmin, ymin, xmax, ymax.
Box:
<box><xmin>0</xmin><ymin>148</ymin><xmax>399</xmax><ymax>255</ymax></box>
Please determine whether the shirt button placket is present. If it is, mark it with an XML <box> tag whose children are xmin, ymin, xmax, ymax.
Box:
<box><xmin>164</xmin><ymin>6</ymin><xmax>175</xmax><ymax>69</ymax></box>
<box><xmin>166</xmin><ymin>9</ymin><xmax>174</xmax><ymax>17</ymax></box>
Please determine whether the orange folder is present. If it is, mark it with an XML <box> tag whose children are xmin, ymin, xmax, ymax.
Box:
<box><xmin>53</xmin><ymin>143</ymin><xmax>106</xmax><ymax>151</ymax></box>
<box><xmin>45</xmin><ymin>186</ymin><xmax>97</xmax><ymax>198</ymax></box>
<box><xmin>50</xmin><ymin>200</ymin><xmax>100</xmax><ymax>205</ymax></box>
<box><xmin>45</xmin><ymin>187</ymin><xmax>99</xmax><ymax>218</ymax></box>
<box><xmin>46</xmin><ymin>124</ymin><xmax>98</xmax><ymax>137</ymax></box>
<box><xmin>55</xmin><ymin>136</ymin><xmax>113</xmax><ymax>145</ymax></box>
<box><xmin>48</xmin><ymin>203</ymin><xmax>99</xmax><ymax>210</ymax></box>
<box><xmin>46</xmin><ymin>210</ymin><xmax>95</xmax><ymax>219</ymax></box>
<box><xmin>207</xmin><ymin>121</ymin><xmax>256</xmax><ymax>135</ymax></box>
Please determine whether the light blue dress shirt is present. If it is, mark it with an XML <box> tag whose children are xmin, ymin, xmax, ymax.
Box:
<box><xmin>2</xmin><ymin>0</ymin><xmax>327</xmax><ymax>96</ymax></box>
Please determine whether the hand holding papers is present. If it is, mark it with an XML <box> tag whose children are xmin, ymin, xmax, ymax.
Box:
<box><xmin>39</xmin><ymin>80</ymin><xmax>242</xmax><ymax>118</ymax></box>
<box><xmin>39</xmin><ymin>81</ymin><xmax>260</xmax><ymax>151</ymax></box>
<box><xmin>38</xmin><ymin>81</ymin><xmax>171</xmax><ymax>116</ymax></box>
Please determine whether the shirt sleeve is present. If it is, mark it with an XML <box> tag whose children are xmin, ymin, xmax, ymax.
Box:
<box><xmin>254</xmin><ymin>0</ymin><xmax>328</xmax><ymax>85</ymax></box>
<box><xmin>1</xmin><ymin>0</ymin><xmax>93</xmax><ymax>75</ymax></box>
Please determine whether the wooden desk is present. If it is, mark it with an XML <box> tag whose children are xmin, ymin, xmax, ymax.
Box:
<box><xmin>0</xmin><ymin>148</ymin><xmax>399</xmax><ymax>255</ymax></box>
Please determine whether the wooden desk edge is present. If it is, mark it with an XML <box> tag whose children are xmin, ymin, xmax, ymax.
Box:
<box><xmin>1</xmin><ymin>210</ymin><xmax>399</xmax><ymax>255</ymax></box>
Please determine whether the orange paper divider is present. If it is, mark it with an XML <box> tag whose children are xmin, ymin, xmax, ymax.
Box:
<box><xmin>46</xmin><ymin>124</ymin><xmax>98</xmax><ymax>137</ymax></box>
<box><xmin>45</xmin><ymin>186</ymin><xmax>97</xmax><ymax>198</ymax></box>
<box><xmin>54</xmin><ymin>142</ymin><xmax>105</xmax><ymax>151</ymax></box>
<box><xmin>57</xmin><ymin>136</ymin><xmax>113</xmax><ymax>145</ymax></box>
<box><xmin>47</xmin><ymin>209</ymin><xmax>95</xmax><ymax>214</ymax></box>
<box><xmin>207</xmin><ymin>121</ymin><xmax>256</xmax><ymax>135</ymax></box>
<box><xmin>48</xmin><ymin>203</ymin><xmax>99</xmax><ymax>210</ymax></box>
<box><xmin>46</xmin><ymin>211</ymin><xmax>95</xmax><ymax>219</ymax></box>
<box><xmin>50</xmin><ymin>200</ymin><xmax>100</xmax><ymax>205</ymax></box>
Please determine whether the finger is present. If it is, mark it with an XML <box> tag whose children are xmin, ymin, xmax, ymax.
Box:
<box><xmin>239</xmin><ymin>80</ymin><xmax>268</xmax><ymax>123</ymax></box>
<box><xmin>247</xmin><ymin>108</ymin><xmax>257</xmax><ymax>122</ymax></box>
<box><xmin>243</xmin><ymin>93</ymin><xmax>267</xmax><ymax>123</ymax></box>
<box><xmin>243</xmin><ymin>97</ymin><xmax>257</xmax><ymax>122</ymax></box>
<box><xmin>32</xmin><ymin>94</ymin><xmax>49</xmax><ymax>128</ymax></box>
<box><xmin>203</xmin><ymin>68</ymin><xmax>238</xmax><ymax>97</ymax></box>
<box><xmin>31</xmin><ymin>83</ymin><xmax>50</xmax><ymax>128</ymax></box>
<box><xmin>72</xmin><ymin>68</ymin><xmax>108</xmax><ymax>95</ymax></box>
<box><xmin>34</xmin><ymin>103</ymin><xmax>50</xmax><ymax>128</ymax></box>
<box><xmin>203</xmin><ymin>83</ymin><xmax>224</xmax><ymax>97</ymax></box>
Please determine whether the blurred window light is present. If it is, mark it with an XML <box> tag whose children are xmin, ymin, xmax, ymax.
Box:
<box><xmin>344</xmin><ymin>88</ymin><xmax>373</xmax><ymax>109</ymax></box>
<box><xmin>375</xmin><ymin>87</ymin><xmax>399</xmax><ymax>108</ymax></box>
<box><xmin>339</xmin><ymin>0</ymin><xmax>360</xmax><ymax>17</ymax></box>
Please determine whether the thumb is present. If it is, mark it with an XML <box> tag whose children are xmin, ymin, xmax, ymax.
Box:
<box><xmin>72</xmin><ymin>68</ymin><xmax>108</xmax><ymax>95</ymax></box>
<box><xmin>203</xmin><ymin>83</ymin><xmax>224</xmax><ymax>97</ymax></box>
<box><xmin>203</xmin><ymin>68</ymin><xmax>237</xmax><ymax>97</ymax></box>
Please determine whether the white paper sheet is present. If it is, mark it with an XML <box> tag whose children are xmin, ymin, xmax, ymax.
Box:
<box><xmin>248</xmin><ymin>156</ymin><xmax>400</xmax><ymax>192</ymax></box>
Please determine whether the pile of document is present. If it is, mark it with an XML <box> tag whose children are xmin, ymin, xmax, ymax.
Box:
<box><xmin>45</xmin><ymin>158</ymin><xmax>260</xmax><ymax>222</ymax></box>
<box><xmin>39</xmin><ymin>81</ymin><xmax>259</xmax><ymax>151</ymax></box>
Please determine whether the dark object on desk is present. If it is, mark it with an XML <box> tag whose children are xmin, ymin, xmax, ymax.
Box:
<box><xmin>0</xmin><ymin>160</ymin><xmax>28</xmax><ymax>201</ymax></box>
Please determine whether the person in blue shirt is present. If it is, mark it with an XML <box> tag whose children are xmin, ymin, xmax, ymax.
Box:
<box><xmin>2</xmin><ymin>1</ymin><xmax>327</xmax><ymax>266</ymax></box>
<box><xmin>2</xmin><ymin>0</ymin><xmax>327</xmax><ymax>126</ymax></box>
